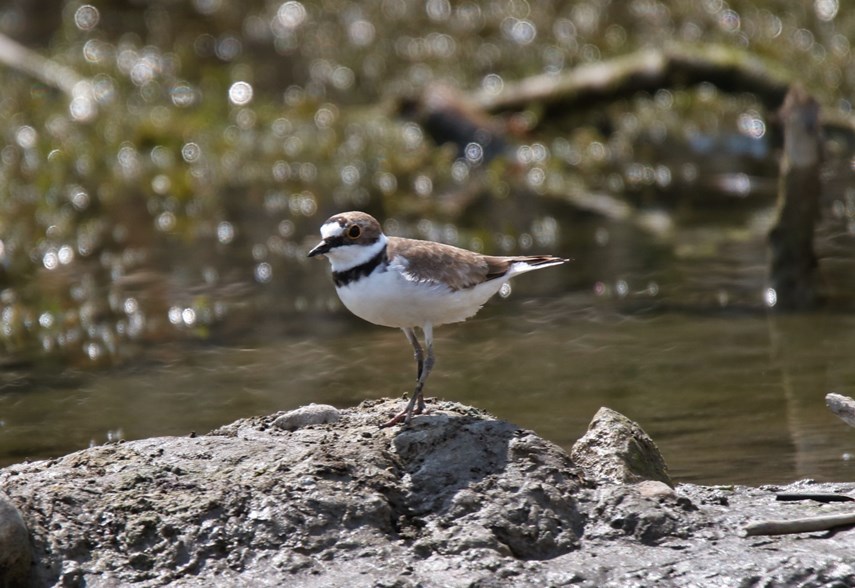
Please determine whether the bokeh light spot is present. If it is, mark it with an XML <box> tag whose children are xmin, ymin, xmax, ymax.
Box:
<box><xmin>464</xmin><ymin>142</ymin><xmax>484</xmax><ymax>165</ymax></box>
<box><xmin>228</xmin><ymin>81</ymin><xmax>254</xmax><ymax>106</ymax></box>
<box><xmin>255</xmin><ymin>262</ymin><xmax>273</xmax><ymax>283</ymax></box>
<box><xmin>277</xmin><ymin>1</ymin><xmax>307</xmax><ymax>30</ymax></box>
<box><xmin>815</xmin><ymin>0</ymin><xmax>839</xmax><ymax>22</ymax></box>
<box><xmin>181</xmin><ymin>142</ymin><xmax>201</xmax><ymax>163</ymax></box>
<box><xmin>74</xmin><ymin>5</ymin><xmax>100</xmax><ymax>30</ymax></box>
<box><xmin>171</xmin><ymin>83</ymin><xmax>197</xmax><ymax>107</ymax></box>
<box><xmin>217</xmin><ymin>221</ymin><xmax>235</xmax><ymax>244</ymax></box>
<box><xmin>764</xmin><ymin>288</ymin><xmax>778</xmax><ymax>307</ymax></box>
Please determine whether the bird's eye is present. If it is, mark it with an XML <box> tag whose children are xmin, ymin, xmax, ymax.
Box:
<box><xmin>347</xmin><ymin>225</ymin><xmax>361</xmax><ymax>239</ymax></box>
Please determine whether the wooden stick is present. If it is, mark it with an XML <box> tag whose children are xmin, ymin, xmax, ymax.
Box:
<box><xmin>744</xmin><ymin>511</ymin><xmax>855</xmax><ymax>536</ymax></box>
<box><xmin>776</xmin><ymin>493</ymin><xmax>854</xmax><ymax>503</ymax></box>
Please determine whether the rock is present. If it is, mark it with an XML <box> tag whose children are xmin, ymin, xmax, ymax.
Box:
<box><xmin>571</xmin><ymin>406</ymin><xmax>673</xmax><ymax>486</ymax></box>
<box><xmin>826</xmin><ymin>392</ymin><xmax>855</xmax><ymax>428</ymax></box>
<box><xmin>0</xmin><ymin>400</ymin><xmax>585</xmax><ymax>586</ymax></box>
<box><xmin>1</xmin><ymin>400</ymin><xmax>854</xmax><ymax>587</ymax></box>
<box><xmin>271</xmin><ymin>403</ymin><xmax>341</xmax><ymax>431</ymax></box>
<box><xmin>634</xmin><ymin>480</ymin><xmax>676</xmax><ymax>500</ymax></box>
<box><xmin>0</xmin><ymin>494</ymin><xmax>31</xmax><ymax>588</ymax></box>
<box><xmin>586</xmin><ymin>481</ymin><xmax>694</xmax><ymax>546</ymax></box>
<box><xmin>390</xmin><ymin>413</ymin><xmax>584</xmax><ymax>559</ymax></box>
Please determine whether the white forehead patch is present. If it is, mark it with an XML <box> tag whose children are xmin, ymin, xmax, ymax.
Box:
<box><xmin>320</xmin><ymin>221</ymin><xmax>345</xmax><ymax>239</ymax></box>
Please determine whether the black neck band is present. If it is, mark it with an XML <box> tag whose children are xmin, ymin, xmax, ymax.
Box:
<box><xmin>332</xmin><ymin>244</ymin><xmax>387</xmax><ymax>287</ymax></box>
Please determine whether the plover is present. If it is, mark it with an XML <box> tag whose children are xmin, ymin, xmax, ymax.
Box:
<box><xmin>308</xmin><ymin>211</ymin><xmax>567</xmax><ymax>427</ymax></box>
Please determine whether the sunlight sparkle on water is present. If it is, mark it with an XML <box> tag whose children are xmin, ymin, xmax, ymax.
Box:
<box><xmin>74</xmin><ymin>5</ymin><xmax>100</xmax><ymax>30</ymax></box>
<box><xmin>182</xmin><ymin>308</ymin><xmax>197</xmax><ymax>326</ymax></box>
<box><xmin>277</xmin><ymin>1</ymin><xmax>307</xmax><ymax>30</ymax></box>
<box><xmin>482</xmin><ymin>73</ymin><xmax>504</xmax><ymax>95</ymax></box>
<box><xmin>348</xmin><ymin>20</ymin><xmax>376</xmax><ymax>47</ymax></box>
<box><xmin>181</xmin><ymin>143</ymin><xmax>201</xmax><ymax>163</ymax></box>
<box><xmin>815</xmin><ymin>0</ymin><xmax>839</xmax><ymax>22</ymax></box>
<box><xmin>171</xmin><ymin>83</ymin><xmax>197</xmax><ymax>107</ymax></box>
<box><xmin>43</xmin><ymin>250</ymin><xmax>59</xmax><ymax>270</ymax></box>
<box><xmin>217</xmin><ymin>221</ymin><xmax>235</xmax><ymax>244</ymax></box>
<box><xmin>15</xmin><ymin>126</ymin><xmax>37</xmax><ymax>149</ymax></box>
<box><xmin>464</xmin><ymin>142</ymin><xmax>484</xmax><ymax>165</ymax></box>
<box><xmin>255</xmin><ymin>262</ymin><xmax>273</xmax><ymax>283</ymax></box>
<box><xmin>764</xmin><ymin>288</ymin><xmax>777</xmax><ymax>307</ymax></box>
<box><xmin>69</xmin><ymin>93</ymin><xmax>97</xmax><ymax>122</ymax></box>
<box><xmin>39</xmin><ymin>312</ymin><xmax>54</xmax><ymax>329</ymax></box>
<box><xmin>503</xmin><ymin>18</ymin><xmax>537</xmax><ymax>45</ymax></box>
<box><xmin>229</xmin><ymin>82</ymin><xmax>254</xmax><ymax>106</ymax></box>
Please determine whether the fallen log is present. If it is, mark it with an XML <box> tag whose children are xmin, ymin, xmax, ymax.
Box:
<box><xmin>473</xmin><ymin>43</ymin><xmax>792</xmax><ymax>116</ymax></box>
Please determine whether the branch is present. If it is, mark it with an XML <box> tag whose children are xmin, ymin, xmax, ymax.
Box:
<box><xmin>0</xmin><ymin>32</ymin><xmax>85</xmax><ymax>97</ymax></box>
<box><xmin>744</xmin><ymin>511</ymin><xmax>855</xmax><ymax>536</ymax></box>
<box><xmin>474</xmin><ymin>44</ymin><xmax>792</xmax><ymax>115</ymax></box>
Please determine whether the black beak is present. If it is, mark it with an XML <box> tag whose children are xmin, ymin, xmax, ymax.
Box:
<box><xmin>307</xmin><ymin>239</ymin><xmax>332</xmax><ymax>257</ymax></box>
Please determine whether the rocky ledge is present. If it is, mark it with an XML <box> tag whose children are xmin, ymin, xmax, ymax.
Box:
<box><xmin>1</xmin><ymin>400</ymin><xmax>854</xmax><ymax>587</ymax></box>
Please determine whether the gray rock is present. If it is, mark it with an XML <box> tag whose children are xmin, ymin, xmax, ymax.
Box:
<box><xmin>586</xmin><ymin>481</ymin><xmax>694</xmax><ymax>546</ymax></box>
<box><xmin>0</xmin><ymin>400</ymin><xmax>585</xmax><ymax>586</ymax></box>
<box><xmin>0</xmin><ymin>494</ymin><xmax>31</xmax><ymax>588</ymax></box>
<box><xmin>571</xmin><ymin>406</ymin><xmax>673</xmax><ymax>486</ymax></box>
<box><xmin>271</xmin><ymin>403</ymin><xmax>341</xmax><ymax>431</ymax></box>
<box><xmin>1</xmin><ymin>400</ymin><xmax>854</xmax><ymax>587</ymax></box>
<box><xmin>826</xmin><ymin>392</ymin><xmax>855</xmax><ymax>428</ymax></box>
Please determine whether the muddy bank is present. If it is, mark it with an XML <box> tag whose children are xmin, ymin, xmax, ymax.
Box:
<box><xmin>1</xmin><ymin>400</ymin><xmax>853</xmax><ymax>587</ymax></box>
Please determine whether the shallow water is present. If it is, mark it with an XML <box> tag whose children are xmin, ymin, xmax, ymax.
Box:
<box><xmin>3</xmin><ymin>263</ymin><xmax>854</xmax><ymax>485</ymax></box>
<box><xmin>2</xmin><ymin>1</ymin><xmax>855</xmax><ymax>486</ymax></box>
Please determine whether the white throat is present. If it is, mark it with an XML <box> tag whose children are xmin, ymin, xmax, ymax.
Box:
<box><xmin>327</xmin><ymin>233</ymin><xmax>387</xmax><ymax>272</ymax></box>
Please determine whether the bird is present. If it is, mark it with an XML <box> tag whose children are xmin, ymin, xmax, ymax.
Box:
<box><xmin>307</xmin><ymin>211</ymin><xmax>567</xmax><ymax>427</ymax></box>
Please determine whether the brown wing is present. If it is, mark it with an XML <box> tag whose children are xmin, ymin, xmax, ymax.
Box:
<box><xmin>387</xmin><ymin>237</ymin><xmax>493</xmax><ymax>290</ymax></box>
<box><xmin>388</xmin><ymin>238</ymin><xmax>565</xmax><ymax>290</ymax></box>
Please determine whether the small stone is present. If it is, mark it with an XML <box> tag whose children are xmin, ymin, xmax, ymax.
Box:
<box><xmin>273</xmin><ymin>404</ymin><xmax>341</xmax><ymax>431</ymax></box>
<box><xmin>634</xmin><ymin>480</ymin><xmax>675</xmax><ymax>500</ymax></box>
<box><xmin>571</xmin><ymin>406</ymin><xmax>673</xmax><ymax>487</ymax></box>
<box><xmin>61</xmin><ymin>560</ymin><xmax>83</xmax><ymax>587</ymax></box>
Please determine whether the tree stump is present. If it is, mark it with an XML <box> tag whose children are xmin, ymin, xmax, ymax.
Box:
<box><xmin>767</xmin><ymin>84</ymin><xmax>822</xmax><ymax>310</ymax></box>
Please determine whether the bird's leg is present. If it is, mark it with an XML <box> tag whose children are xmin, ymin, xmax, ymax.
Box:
<box><xmin>380</xmin><ymin>325</ymin><xmax>434</xmax><ymax>428</ymax></box>
<box><xmin>414</xmin><ymin>323</ymin><xmax>435</xmax><ymax>416</ymax></box>
<box><xmin>403</xmin><ymin>326</ymin><xmax>424</xmax><ymax>384</ymax></box>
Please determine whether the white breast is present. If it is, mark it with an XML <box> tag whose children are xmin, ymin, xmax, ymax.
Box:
<box><xmin>335</xmin><ymin>267</ymin><xmax>507</xmax><ymax>329</ymax></box>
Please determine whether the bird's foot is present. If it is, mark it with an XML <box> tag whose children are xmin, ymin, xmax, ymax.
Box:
<box><xmin>379</xmin><ymin>400</ymin><xmax>429</xmax><ymax>428</ymax></box>
<box><xmin>379</xmin><ymin>410</ymin><xmax>408</xmax><ymax>428</ymax></box>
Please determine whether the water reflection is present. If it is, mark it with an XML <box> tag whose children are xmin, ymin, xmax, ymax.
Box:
<box><xmin>2</xmin><ymin>0</ymin><xmax>855</xmax><ymax>485</ymax></box>
<box><xmin>3</xmin><ymin>291</ymin><xmax>855</xmax><ymax>485</ymax></box>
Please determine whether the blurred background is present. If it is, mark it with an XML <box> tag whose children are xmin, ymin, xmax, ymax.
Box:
<box><xmin>1</xmin><ymin>0</ymin><xmax>854</xmax><ymax>484</ymax></box>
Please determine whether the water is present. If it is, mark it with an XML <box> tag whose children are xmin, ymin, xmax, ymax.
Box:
<box><xmin>2</xmin><ymin>170</ymin><xmax>854</xmax><ymax>484</ymax></box>
<box><xmin>3</xmin><ymin>0</ymin><xmax>855</xmax><ymax>486</ymax></box>
<box><xmin>3</xmin><ymin>272</ymin><xmax>854</xmax><ymax>485</ymax></box>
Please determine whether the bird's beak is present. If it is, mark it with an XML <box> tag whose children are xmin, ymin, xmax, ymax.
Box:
<box><xmin>307</xmin><ymin>239</ymin><xmax>331</xmax><ymax>258</ymax></box>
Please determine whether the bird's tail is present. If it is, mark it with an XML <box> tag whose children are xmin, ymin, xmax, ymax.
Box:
<box><xmin>516</xmin><ymin>255</ymin><xmax>569</xmax><ymax>267</ymax></box>
<box><xmin>500</xmin><ymin>255</ymin><xmax>569</xmax><ymax>279</ymax></box>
